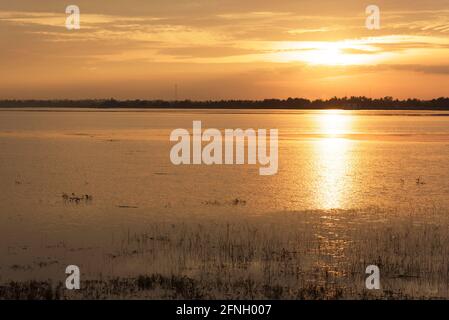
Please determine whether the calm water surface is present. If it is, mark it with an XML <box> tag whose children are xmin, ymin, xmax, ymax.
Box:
<box><xmin>1</xmin><ymin>108</ymin><xmax>449</xmax><ymax>280</ymax></box>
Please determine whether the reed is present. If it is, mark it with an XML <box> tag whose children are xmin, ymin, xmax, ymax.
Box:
<box><xmin>1</xmin><ymin>206</ymin><xmax>448</xmax><ymax>299</ymax></box>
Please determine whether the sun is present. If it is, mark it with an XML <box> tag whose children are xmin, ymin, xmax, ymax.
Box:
<box><xmin>272</xmin><ymin>40</ymin><xmax>382</xmax><ymax>66</ymax></box>
<box><xmin>302</xmin><ymin>44</ymin><xmax>356</xmax><ymax>66</ymax></box>
<box><xmin>298</xmin><ymin>42</ymin><xmax>378</xmax><ymax>66</ymax></box>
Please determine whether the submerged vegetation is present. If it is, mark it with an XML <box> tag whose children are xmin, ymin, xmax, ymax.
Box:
<box><xmin>1</xmin><ymin>206</ymin><xmax>449</xmax><ymax>299</ymax></box>
<box><xmin>62</xmin><ymin>193</ymin><xmax>93</xmax><ymax>204</ymax></box>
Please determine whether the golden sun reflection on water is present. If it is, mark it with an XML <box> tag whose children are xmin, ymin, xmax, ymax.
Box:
<box><xmin>315</xmin><ymin>138</ymin><xmax>353</xmax><ymax>209</ymax></box>
<box><xmin>318</xmin><ymin>110</ymin><xmax>352</xmax><ymax>137</ymax></box>
<box><xmin>314</xmin><ymin>111</ymin><xmax>354</xmax><ymax>209</ymax></box>
<box><xmin>309</xmin><ymin>111</ymin><xmax>356</xmax><ymax>277</ymax></box>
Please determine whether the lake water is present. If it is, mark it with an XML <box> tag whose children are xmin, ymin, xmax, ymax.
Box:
<box><xmin>1</xmin><ymin>108</ymin><xmax>449</xmax><ymax>284</ymax></box>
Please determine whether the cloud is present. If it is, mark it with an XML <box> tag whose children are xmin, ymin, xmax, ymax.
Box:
<box><xmin>0</xmin><ymin>1</ymin><xmax>448</xmax><ymax>99</ymax></box>
<box><xmin>157</xmin><ymin>46</ymin><xmax>263</xmax><ymax>59</ymax></box>
<box><xmin>387</xmin><ymin>64</ymin><xmax>449</xmax><ymax>74</ymax></box>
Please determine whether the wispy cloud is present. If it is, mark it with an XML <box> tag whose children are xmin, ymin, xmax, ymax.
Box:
<box><xmin>0</xmin><ymin>1</ymin><xmax>448</xmax><ymax>99</ymax></box>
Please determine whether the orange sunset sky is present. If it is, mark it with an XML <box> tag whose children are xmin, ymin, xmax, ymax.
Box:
<box><xmin>0</xmin><ymin>0</ymin><xmax>448</xmax><ymax>100</ymax></box>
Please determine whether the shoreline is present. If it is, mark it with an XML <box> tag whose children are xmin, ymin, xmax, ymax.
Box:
<box><xmin>0</xmin><ymin>97</ymin><xmax>448</xmax><ymax>111</ymax></box>
<box><xmin>2</xmin><ymin>107</ymin><xmax>449</xmax><ymax>112</ymax></box>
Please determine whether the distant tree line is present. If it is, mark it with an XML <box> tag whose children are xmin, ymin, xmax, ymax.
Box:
<box><xmin>1</xmin><ymin>96</ymin><xmax>449</xmax><ymax>110</ymax></box>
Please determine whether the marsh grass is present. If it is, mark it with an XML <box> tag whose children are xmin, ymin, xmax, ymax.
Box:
<box><xmin>1</xmin><ymin>206</ymin><xmax>449</xmax><ymax>299</ymax></box>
